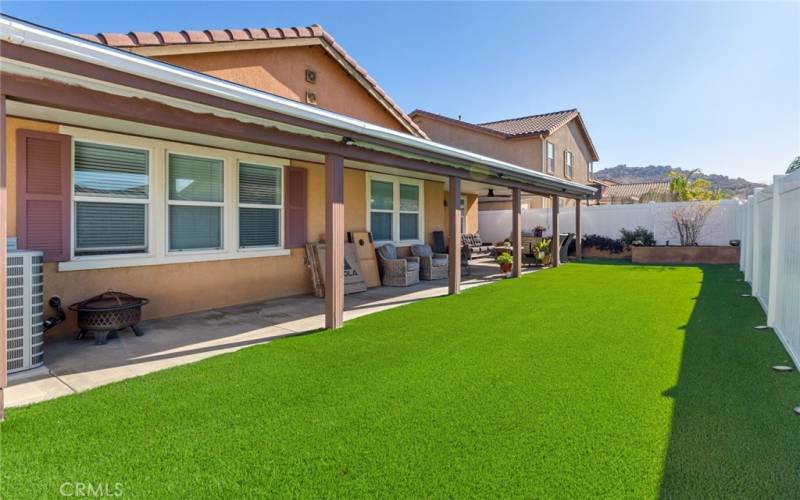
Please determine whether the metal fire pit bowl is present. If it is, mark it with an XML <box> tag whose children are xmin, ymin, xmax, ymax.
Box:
<box><xmin>69</xmin><ymin>291</ymin><xmax>149</xmax><ymax>345</ymax></box>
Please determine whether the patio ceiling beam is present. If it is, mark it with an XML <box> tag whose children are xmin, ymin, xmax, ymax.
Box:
<box><xmin>0</xmin><ymin>39</ymin><xmax>594</xmax><ymax>200</ymax></box>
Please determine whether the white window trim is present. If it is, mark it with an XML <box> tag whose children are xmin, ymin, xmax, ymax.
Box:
<box><xmin>70</xmin><ymin>138</ymin><xmax>154</xmax><ymax>261</ymax></box>
<box><xmin>237</xmin><ymin>160</ymin><xmax>285</xmax><ymax>250</ymax></box>
<box><xmin>366</xmin><ymin>172</ymin><xmax>425</xmax><ymax>246</ymax></box>
<box><xmin>166</xmin><ymin>150</ymin><xmax>227</xmax><ymax>254</ymax></box>
<box><xmin>59</xmin><ymin>126</ymin><xmax>290</xmax><ymax>272</ymax></box>
<box><xmin>546</xmin><ymin>141</ymin><xmax>555</xmax><ymax>174</ymax></box>
<box><xmin>564</xmin><ymin>150</ymin><xmax>574</xmax><ymax>179</ymax></box>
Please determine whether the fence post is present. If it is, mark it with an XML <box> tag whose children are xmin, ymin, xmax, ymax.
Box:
<box><xmin>766</xmin><ymin>176</ymin><xmax>784</xmax><ymax>327</ymax></box>
<box><xmin>749</xmin><ymin>188</ymin><xmax>763</xmax><ymax>292</ymax></box>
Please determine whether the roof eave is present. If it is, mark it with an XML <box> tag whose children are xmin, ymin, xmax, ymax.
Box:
<box><xmin>0</xmin><ymin>15</ymin><xmax>595</xmax><ymax>199</ymax></box>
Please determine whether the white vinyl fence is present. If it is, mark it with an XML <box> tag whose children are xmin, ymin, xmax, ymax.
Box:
<box><xmin>739</xmin><ymin>170</ymin><xmax>800</xmax><ymax>367</ymax></box>
<box><xmin>479</xmin><ymin>199</ymin><xmax>741</xmax><ymax>246</ymax></box>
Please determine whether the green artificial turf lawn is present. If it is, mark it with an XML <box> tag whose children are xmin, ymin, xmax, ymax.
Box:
<box><xmin>2</xmin><ymin>262</ymin><xmax>798</xmax><ymax>498</ymax></box>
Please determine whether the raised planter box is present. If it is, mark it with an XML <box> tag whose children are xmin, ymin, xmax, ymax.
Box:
<box><xmin>632</xmin><ymin>246</ymin><xmax>740</xmax><ymax>265</ymax></box>
<box><xmin>582</xmin><ymin>247</ymin><xmax>632</xmax><ymax>260</ymax></box>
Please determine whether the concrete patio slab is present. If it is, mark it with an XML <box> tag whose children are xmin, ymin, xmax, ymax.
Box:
<box><xmin>6</xmin><ymin>260</ymin><xmax>537</xmax><ymax>408</ymax></box>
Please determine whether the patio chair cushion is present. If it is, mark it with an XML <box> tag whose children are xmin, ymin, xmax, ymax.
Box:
<box><xmin>431</xmin><ymin>256</ymin><xmax>448</xmax><ymax>267</ymax></box>
<box><xmin>405</xmin><ymin>258</ymin><xmax>420</xmax><ymax>272</ymax></box>
<box><xmin>377</xmin><ymin>243</ymin><xmax>398</xmax><ymax>260</ymax></box>
<box><xmin>410</xmin><ymin>244</ymin><xmax>433</xmax><ymax>258</ymax></box>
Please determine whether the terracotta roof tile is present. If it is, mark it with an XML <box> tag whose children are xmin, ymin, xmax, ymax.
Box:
<box><xmin>158</xmin><ymin>31</ymin><xmax>188</xmax><ymax>44</ymax></box>
<box><xmin>600</xmin><ymin>182</ymin><xmax>670</xmax><ymax>202</ymax></box>
<box><xmin>227</xmin><ymin>29</ymin><xmax>249</xmax><ymax>41</ymax></box>
<box><xmin>130</xmin><ymin>31</ymin><xmax>160</xmax><ymax>46</ymax></box>
<box><xmin>73</xmin><ymin>24</ymin><xmax>427</xmax><ymax>138</ymax></box>
<box><xmin>205</xmin><ymin>29</ymin><xmax>230</xmax><ymax>42</ymax></box>
<box><xmin>180</xmin><ymin>31</ymin><xmax>207</xmax><ymax>43</ymax></box>
<box><xmin>411</xmin><ymin>108</ymin><xmax>599</xmax><ymax>160</ymax></box>
<box><xmin>245</xmin><ymin>28</ymin><xmax>267</xmax><ymax>40</ymax></box>
<box><xmin>76</xmin><ymin>34</ymin><xmax>101</xmax><ymax>43</ymax></box>
<box><xmin>99</xmin><ymin>32</ymin><xmax>136</xmax><ymax>47</ymax></box>
<box><xmin>479</xmin><ymin>109</ymin><xmax>579</xmax><ymax>136</ymax></box>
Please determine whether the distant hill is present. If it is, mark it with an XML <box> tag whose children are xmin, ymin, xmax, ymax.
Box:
<box><xmin>593</xmin><ymin>165</ymin><xmax>764</xmax><ymax>199</ymax></box>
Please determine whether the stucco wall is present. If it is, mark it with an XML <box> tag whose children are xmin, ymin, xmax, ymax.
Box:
<box><xmin>157</xmin><ymin>45</ymin><xmax>407</xmax><ymax>133</ymax></box>
<box><xmin>5</xmin><ymin>118</ymin><xmax>463</xmax><ymax>336</ymax></box>
<box><xmin>411</xmin><ymin>115</ymin><xmax>539</xmax><ymax>171</ymax></box>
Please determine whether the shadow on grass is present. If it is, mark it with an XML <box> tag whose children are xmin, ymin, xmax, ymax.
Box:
<box><xmin>658</xmin><ymin>265</ymin><xmax>800</xmax><ymax>498</ymax></box>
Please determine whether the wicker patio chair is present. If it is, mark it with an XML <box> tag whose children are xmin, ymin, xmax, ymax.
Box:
<box><xmin>410</xmin><ymin>244</ymin><xmax>449</xmax><ymax>281</ymax></box>
<box><xmin>377</xmin><ymin>243</ymin><xmax>420</xmax><ymax>287</ymax></box>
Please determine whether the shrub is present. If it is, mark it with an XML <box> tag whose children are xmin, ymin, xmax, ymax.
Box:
<box><xmin>620</xmin><ymin>226</ymin><xmax>655</xmax><ymax>247</ymax></box>
<box><xmin>496</xmin><ymin>252</ymin><xmax>513</xmax><ymax>265</ymax></box>
<box><xmin>582</xmin><ymin>234</ymin><xmax>625</xmax><ymax>254</ymax></box>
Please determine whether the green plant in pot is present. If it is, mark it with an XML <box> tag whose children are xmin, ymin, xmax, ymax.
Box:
<box><xmin>496</xmin><ymin>252</ymin><xmax>513</xmax><ymax>274</ymax></box>
<box><xmin>535</xmin><ymin>238</ymin><xmax>552</xmax><ymax>266</ymax></box>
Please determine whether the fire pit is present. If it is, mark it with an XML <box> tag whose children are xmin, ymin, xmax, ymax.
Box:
<box><xmin>70</xmin><ymin>291</ymin><xmax>149</xmax><ymax>345</ymax></box>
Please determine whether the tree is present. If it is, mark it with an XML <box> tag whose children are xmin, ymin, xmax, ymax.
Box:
<box><xmin>788</xmin><ymin>156</ymin><xmax>800</xmax><ymax>174</ymax></box>
<box><xmin>667</xmin><ymin>171</ymin><xmax>725</xmax><ymax>245</ymax></box>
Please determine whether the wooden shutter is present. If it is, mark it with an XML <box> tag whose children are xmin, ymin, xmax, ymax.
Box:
<box><xmin>284</xmin><ymin>166</ymin><xmax>307</xmax><ymax>248</ymax></box>
<box><xmin>16</xmin><ymin>130</ymin><xmax>71</xmax><ymax>262</ymax></box>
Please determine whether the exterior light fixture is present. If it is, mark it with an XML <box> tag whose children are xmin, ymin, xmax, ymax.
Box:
<box><xmin>342</xmin><ymin>137</ymin><xmax>355</xmax><ymax>146</ymax></box>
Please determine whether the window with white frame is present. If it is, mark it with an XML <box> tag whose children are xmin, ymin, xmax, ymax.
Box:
<box><xmin>368</xmin><ymin>174</ymin><xmax>423</xmax><ymax>244</ymax></box>
<box><xmin>546</xmin><ymin>142</ymin><xmax>555</xmax><ymax>174</ymax></box>
<box><xmin>565</xmin><ymin>151</ymin><xmax>574</xmax><ymax>178</ymax></box>
<box><xmin>168</xmin><ymin>153</ymin><xmax>224</xmax><ymax>251</ymax></box>
<box><xmin>73</xmin><ymin>141</ymin><xmax>149</xmax><ymax>256</ymax></box>
<box><xmin>238</xmin><ymin>162</ymin><xmax>282</xmax><ymax>248</ymax></box>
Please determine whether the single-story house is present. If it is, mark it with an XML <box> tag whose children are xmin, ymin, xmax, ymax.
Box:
<box><xmin>0</xmin><ymin>15</ymin><xmax>595</xmax><ymax>414</ymax></box>
<box><xmin>410</xmin><ymin>109</ymin><xmax>600</xmax><ymax>210</ymax></box>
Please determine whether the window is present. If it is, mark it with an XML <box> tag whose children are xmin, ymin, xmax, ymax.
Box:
<box><xmin>399</xmin><ymin>184</ymin><xmax>420</xmax><ymax>240</ymax></box>
<box><xmin>546</xmin><ymin>142</ymin><xmax>555</xmax><ymax>174</ymax></box>
<box><xmin>168</xmin><ymin>153</ymin><xmax>224</xmax><ymax>251</ymax></box>
<box><xmin>73</xmin><ymin>141</ymin><xmax>149</xmax><ymax>256</ymax></box>
<box><xmin>368</xmin><ymin>174</ymin><xmax>424</xmax><ymax>244</ymax></box>
<box><xmin>238</xmin><ymin>163</ymin><xmax>282</xmax><ymax>248</ymax></box>
<box><xmin>565</xmin><ymin>151</ymin><xmax>574</xmax><ymax>178</ymax></box>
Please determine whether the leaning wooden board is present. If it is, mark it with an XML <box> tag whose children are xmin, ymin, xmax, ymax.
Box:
<box><xmin>306</xmin><ymin>241</ymin><xmax>367</xmax><ymax>296</ymax></box>
<box><xmin>348</xmin><ymin>231</ymin><xmax>381</xmax><ymax>288</ymax></box>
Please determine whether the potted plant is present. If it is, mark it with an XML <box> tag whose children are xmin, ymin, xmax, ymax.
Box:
<box><xmin>535</xmin><ymin>238</ymin><xmax>552</xmax><ymax>266</ymax></box>
<box><xmin>533</xmin><ymin>225</ymin><xmax>545</xmax><ymax>237</ymax></box>
<box><xmin>496</xmin><ymin>252</ymin><xmax>513</xmax><ymax>274</ymax></box>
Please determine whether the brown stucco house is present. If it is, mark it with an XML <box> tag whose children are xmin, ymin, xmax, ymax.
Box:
<box><xmin>410</xmin><ymin>109</ymin><xmax>600</xmax><ymax>210</ymax></box>
<box><xmin>0</xmin><ymin>16</ymin><xmax>595</xmax><ymax>413</ymax></box>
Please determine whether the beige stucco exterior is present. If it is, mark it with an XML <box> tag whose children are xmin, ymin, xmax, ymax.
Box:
<box><xmin>156</xmin><ymin>46</ymin><xmax>408</xmax><ymax>133</ymax></box>
<box><xmin>5</xmin><ymin>117</ymin><xmax>477</xmax><ymax>337</ymax></box>
<box><xmin>412</xmin><ymin>113</ymin><xmax>595</xmax><ymax>210</ymax></box>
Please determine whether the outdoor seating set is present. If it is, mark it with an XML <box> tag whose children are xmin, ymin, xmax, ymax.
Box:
<box><xmin>376</xmin><ymin>242</ymin><xmax>449</xmax><ymax>286</ymax></box>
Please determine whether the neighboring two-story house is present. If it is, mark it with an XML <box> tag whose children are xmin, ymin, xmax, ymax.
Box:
<box><xmin>410</xmin><ymin>109</ymin><xmax>599</xmax><ymax>210</ymax></box>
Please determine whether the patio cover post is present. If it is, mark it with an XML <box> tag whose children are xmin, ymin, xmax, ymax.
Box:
<box><xmin>448</xmin><ymin>176</ymin><xmax>461</xmax><ymax>295</ymax></box>
<box><xmin>551</xmin><ymin>196</ymin><xmax>560</xmax><ymax>267</ymax></box>
<box><xmin>511</xmin><ymin>188</ymin><xmax>522</xmax><ymax>277</ymax></box>
<box><xmin>0</xmin><ymin>95</ymin><xmax>6</xmax><ymax>420</ymax></box>
<box><xmin>575</xmin><ymin>201</ymin><xmax>582</xmax><ymax>261</ymax></box>
<box><xmin>325</xmin><ymin>153</ymin><xmax>344</xmax><ymax>329</ymax></box>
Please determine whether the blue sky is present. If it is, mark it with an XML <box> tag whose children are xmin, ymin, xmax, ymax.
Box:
<box><xmin>3</xmin><ymin>1</ymin><xmax>798</xmax><ymax>183</ymax></box>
